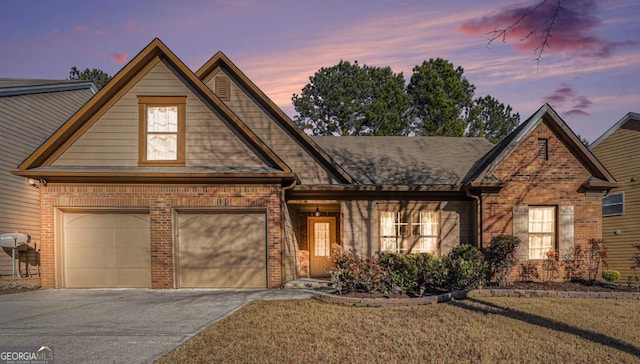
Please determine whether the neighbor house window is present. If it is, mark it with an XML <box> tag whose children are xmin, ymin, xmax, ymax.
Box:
<box><xmin>528</xmin><ymin>206</ymin><xmax>555</xmax><ymax>259</ymax></box>
<box><xmin>380</xmin><ymin>211</ymin><xmax>438</xmax><ymax>254</ymax></box>
<box><xmin>138</xmin><ymin>96</ymin><xmax>186</xmax><ymax>165</ymax></box>
<box><xmin>602</xmin><ymin>192</ymin><xmax>624</xmax><ymax>217</ymax></box>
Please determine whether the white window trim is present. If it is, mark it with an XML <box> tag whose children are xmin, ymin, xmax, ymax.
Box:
<box><xmin>602</xmin><ymin>192</ymin><xmax>624</xmax><ymax>217</ymax></box>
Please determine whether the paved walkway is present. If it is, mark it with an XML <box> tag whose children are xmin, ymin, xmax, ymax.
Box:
<box><xmin>0</xmin><ymin>288</ymin><xmax>312</xmax><ymax>363</ymax></box>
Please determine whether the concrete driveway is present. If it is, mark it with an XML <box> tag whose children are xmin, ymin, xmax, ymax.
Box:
<box><xmin>0</xmin><ymin>289</ymin><xmax>311</xmax><ymax>363</ymax></box>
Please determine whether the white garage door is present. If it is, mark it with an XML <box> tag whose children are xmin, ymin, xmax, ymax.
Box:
<box><xmin>62</xmin><ymin>212</ymin><xmax>151</xmax><ymax>288</ymax></box>
<box><xmin>177</xmin><ymin>211</ymin><xmax>267</xmax><ymax>288</ymax></box>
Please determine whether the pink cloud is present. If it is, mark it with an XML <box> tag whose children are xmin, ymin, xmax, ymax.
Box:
<box><xmin>52</xmin><ymin>28</ymin><xmax>59</xmax><ymax>36</ymax></box>
<box><xmin>543</xmin><ymin>83</ymin><xmax>593</xmax><ymax>116</ymax></box>
<box><xmin>459</xmin><ymin>0</ymin><xmax>632</xmax><ymax>59</ymax></box>
<box><xmin>74</xmin><ymin>24</ymin><xmax>89</xmax><ymax>32</ymax></box>
<box><xmin>111</xmin><ymin>53</ymin><xmax>128</xmax><ymax>64</ymax></box>
<box><xmin>126</xmin><ymin>20</ymin><xmax>135</xmax><ymax>32</ymax></box>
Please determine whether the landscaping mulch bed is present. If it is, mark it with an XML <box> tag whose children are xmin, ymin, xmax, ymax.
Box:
<box><xmin>333</xmin><ymin>280</ymin><xmax>638</xmax><ymax>299</ymax></box>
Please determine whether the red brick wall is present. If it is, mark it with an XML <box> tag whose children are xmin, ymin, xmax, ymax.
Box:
<box><xmin>481</xmin><ymin>121</ymin><xmax>602</xmax><ymax>248</ymax></box>
<box><xmin>40</xmin><ymin>184</ymin><xmax>282</xmax><ymax>289</ymax></box>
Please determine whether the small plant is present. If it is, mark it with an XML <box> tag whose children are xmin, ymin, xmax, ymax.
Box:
<box><xmin>330</xmin><ymin>245</ymin><xmax>388</xmax><ymax>295</ymax></box>
<box><xmin>518</xmin><ymin>261</ymin><xmax>539</xmax><ymax>281</ymax></box>
<box><xmin>413</xmin><ymin>253</ymin><xmax>446</xmax><ymax>295</ymax></box>
<box><xmin>584</xmin><ymin>238</ymin><xmax>607</xmax><ymax>282</ymax></box>
<box><xmin>540</xmin><ymin>250</ymin><xmax>559</xmax><ymax>284</ymax></box>
<box><xmin>562</xmin><ymin>245</ymin><xmax>586</xmax><ymax>281</ymax></box>
<box><xmin>484</xmin><ymin>235</ymin><xmax>521</xmax><ymax>287</ymax></box>
<box><xmin>632</xmin><ymin>244</ymin><xmax>640</xmax><ymax>271</ymax></box>
<box><xmin>601</xmin><ymin>269</ymin><xmax>621</xmax><ymax>283</ymax></box>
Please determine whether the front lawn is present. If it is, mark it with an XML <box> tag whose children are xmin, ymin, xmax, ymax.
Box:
<box><xmin>159</xmin><ymin>297</ymin><xmax>639</xmax><ymax>363</ymax></box>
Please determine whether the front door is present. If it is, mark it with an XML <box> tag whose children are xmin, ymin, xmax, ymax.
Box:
<box><xmin>308</xmin><ymin>217</ymin><xmax>336</xmax><ymax>277</ymax></box>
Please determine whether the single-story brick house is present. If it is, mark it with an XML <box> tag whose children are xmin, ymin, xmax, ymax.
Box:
<box><xmin>13</xmin><ymin>38</ymin><xmax>618</xmax><ymax>289</ymax></box>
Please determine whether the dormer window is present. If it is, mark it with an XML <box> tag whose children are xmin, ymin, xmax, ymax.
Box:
<box><xmin>138</xmin><ymin>96</ymin><xmax>186</xmax><ymax>166</ymax></box>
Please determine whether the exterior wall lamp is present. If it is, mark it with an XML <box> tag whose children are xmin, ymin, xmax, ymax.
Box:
<box><xmin>314</xmin><ymin>205</ymin><xmax>321</xmax><ymax>217</ymax></box>
<box><xmin>26</xmin><ymin>178</ymin><xmax>47</xmax><ymax>188</ymax></box>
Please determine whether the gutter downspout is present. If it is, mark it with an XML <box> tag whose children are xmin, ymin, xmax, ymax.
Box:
<box><xmin>464</xmin><ymin>186</ymin><xmax>483</xmax><ymax>250</ymax></box>
<box><xmin>280</xmin><ymin>178</ymin><xmax>298</xmax><ymax>288</ymax></box>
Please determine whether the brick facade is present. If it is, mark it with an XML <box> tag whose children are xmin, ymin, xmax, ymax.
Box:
<box><xmin>481</xmin><ymin>122</ymin><xmax>602</xmax><ymax>260</ymax></box>
<box><xmin>40</xmin><ymin>184</ymin><xmax>283</xmax><ymax>289</ymax></box>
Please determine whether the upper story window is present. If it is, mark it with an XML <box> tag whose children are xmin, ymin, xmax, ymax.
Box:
<box><xmin>602</xmin><ymin>192</ymin><xmax>624</xmax><ymax>217</ymax></box>
<box><xmin>138</xmin><ymin>96</ymin><xmax>186</xmax><ymax>166</ymax></box>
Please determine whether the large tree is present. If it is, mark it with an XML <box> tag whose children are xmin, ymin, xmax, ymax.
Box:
<box><xmin>407</xmin><ymin>58</ymin><xmax>475</xmax><ymax>137</ymax></box>
<box><xmin>467</xmin><ymin>95</ymin><xmax>520</xmax><ymax>143</ymax></box>
<box><xmin>69</xmin><ymin>67</ymin><xmax>111</xmax><ymax>89</ymax></box>
<box><xmin>292</xmin><ymin>60</ymin><xmax>410</xmax><ymax>136</ymax></box>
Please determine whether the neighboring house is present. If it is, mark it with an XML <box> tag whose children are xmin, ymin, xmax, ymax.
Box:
<box><xmin>0</xmin><ymin>79</ymin><xmax>95</xmax><ymax>276</ymax></box>
<box><xmin>591</xmin><ymin>112</ymin><xmax>640</xmax><ymax>281</ymax></box>
<box><xmin>13</xmin><ymin>38</ymin><xmax>618</xmax><ymax>289</ymax></box>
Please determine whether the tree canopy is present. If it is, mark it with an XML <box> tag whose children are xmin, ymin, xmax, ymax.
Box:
<box><xmin>292</xmin><ymin>61</ymin><xmax>410</xmax><ymax>136</ymax></box>
<box><xmin>467</xmin><ymin>95</ymin><xmax>520</xmax><ymax>143</ymax></box>
<box><xmin>407</xmin><ymin>58</ymin><xmax>475</xmax><ymax>137</ymax></box>
<box><xmin>69</xmin><ymin>67</ymin><xmax>111</xmax><ymax>89</ymax></box>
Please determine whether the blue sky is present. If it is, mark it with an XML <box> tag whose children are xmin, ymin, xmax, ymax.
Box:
<box><xmin>1</xmin><ymin>0</ymin><xmax>638</xmax><ymax>142</ymax></box>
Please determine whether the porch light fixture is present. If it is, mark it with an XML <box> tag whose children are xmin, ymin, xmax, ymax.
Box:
<box><xmin>26</xmin><ymin>178</ymin><xmax>46</xmax><ymax>188</ymax></box>
<box><xmin>314</xmin><ymin>205</ymin><xmax>321</xmax><ymax>217</ymax></box>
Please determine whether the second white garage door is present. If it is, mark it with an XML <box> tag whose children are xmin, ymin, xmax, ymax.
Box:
<box><xmin>177</xmin><ymin>211</ymin><xmax>267</xmax><ymax>288</ymax></box>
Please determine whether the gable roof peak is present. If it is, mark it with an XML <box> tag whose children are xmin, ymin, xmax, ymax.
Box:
<box><xmin>590</xmin><ymin>111</ymin><xmax>640</xmax><ymax>149</ymax></box>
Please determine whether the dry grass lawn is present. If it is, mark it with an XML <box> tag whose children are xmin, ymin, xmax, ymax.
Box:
<box><xmin>159</xmin><ymin>297</ymin><xmax>640</xmax><ymax>363</ymax></box>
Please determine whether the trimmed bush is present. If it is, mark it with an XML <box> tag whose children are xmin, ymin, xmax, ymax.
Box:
<box><xmin>413</xmin><ymin>253</ymin><xmax>447</xmax><ymax>295</ymax></box>
<box><xmin>443</xmin><ymin>244</ymin><xmax>487</xmax><ymax>290</ymax></box>
<box><xmin>602</xmin><ymin>269</ymin><xmax>621</xmax><ymax>283</ymax></box>
<box><xmin>378</xmin><ymin>252</ymin><xmax>417</xmax><ymax>294</ymax></box>
<box><xmin>330</xmin><ymin>245</ymin><xmax>388</xmax><ymax>294</ymax></box>
<box><xmin>484</xmin><ymin>235</ymin><xmax>521</xmax><ymax>287</ymax></box>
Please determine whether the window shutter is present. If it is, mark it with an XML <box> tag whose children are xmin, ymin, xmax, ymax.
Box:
<box><xmin>512</xmin><ymin>205</ymin><xmax>529</xmax><ymax>260</ymax></box>
<box><xmin>439</xmin><ymin>211</ymin><xmax>459</xmax><ymax>256</ymax></box>
<box><xmin>215</xmin><ymin>76</ymin><xmax>231</xmax><ymax>101</ymax></box>
<box><xmin>558</xmin><ymin>206</ymin><xmax>574</xmax><ymax>259</ymax></box>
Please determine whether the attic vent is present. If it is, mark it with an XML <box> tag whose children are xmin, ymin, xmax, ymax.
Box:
<box><xmin>537</xmin><ymin>138</ymin><xmax>548</xmax><ymax>160</ymax></box>
<box><xmin>215</xmin><ymin>76</ymin><xmax>231</xmax><ymax>101</ymax></box>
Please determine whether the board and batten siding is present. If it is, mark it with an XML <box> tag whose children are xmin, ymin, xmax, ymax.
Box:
<box><xmin>592</xmin><ymin>118</ymin><xmax>640</xmax><ymax>280</ymax></box>
<box><xmin>206</xmin><ymin>71</ymin><xmax>338</xmax><ymax>185</ymax></box>
<box><xmin>0</xmin><ymin>88</ymin><xmax>93</xmax><ymax>276</ymax></box>
<box><xmin>340</xmin><ymin>200</ymin><xmax>473</xmax><ymax>257</ymax></box>
<box><xmin>53</xmin><ymin>61</ymin><xmax>266</xmax><ymax>168</ymax></box>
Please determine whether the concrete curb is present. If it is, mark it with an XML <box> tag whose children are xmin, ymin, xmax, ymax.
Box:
<box><xmin>312</xmin><ymin>289</ymin><xmax>640</xmax><ymax>307</ymax></box>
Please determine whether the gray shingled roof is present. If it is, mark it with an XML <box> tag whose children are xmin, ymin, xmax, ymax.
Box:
<box><xmin>312</xmin><ymin>136</ymin><xmax>494</xmax><ymax>186</ymax></box>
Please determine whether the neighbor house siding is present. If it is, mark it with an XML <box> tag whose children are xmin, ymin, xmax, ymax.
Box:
<box><xmin>205</xmin><ymin>71</ymin><xmax>338</xmax><ymax>184</ymax></box>
<box><xmin>591</xmin><ymin>118</ymin><xmax>640</xmax><ymax>280</ymax></box>
<box><xmin>54</xmin><ymin>62</ymin><xmax>266</xmax><ymax>168</ymax></box>
<box><xmin>39</xmin><ymin>184</ymin><xmax>283</xmax><ymax>289</ymax></box>
<box><xmin>0</xmin><ymin>87</ymin><xmax>93</xmax><ymax>276</ymax></box>
<box><xmin>482</xmin><ymin>121</ymin><xmax>602</xmax><ymax>273</ymax></box>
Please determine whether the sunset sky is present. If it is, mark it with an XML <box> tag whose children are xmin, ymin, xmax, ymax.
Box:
<box><xmin>1</xmin><ymin>0</ymin><xmax>638</xmax><ymax>142</ymax></box>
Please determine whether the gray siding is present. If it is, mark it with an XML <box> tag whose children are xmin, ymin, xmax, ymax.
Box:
<box><xmin>0</xmin><ymin>87</ymin><xmax>93</xmax><ymax>276</ymax></box>
<box><xmin>206</xmin><ymin>71</ymin><xmax>338</xmax><ymax>184</ymax></box>
<box><xmin>592</xmin><ymin>118</ymin><xmax>640</xmax><ymax>280</ymax></box>
<box><xmin>54</xmin><ymin>61</ymin><xmax>266</xmax><ymax>168</ymax></box>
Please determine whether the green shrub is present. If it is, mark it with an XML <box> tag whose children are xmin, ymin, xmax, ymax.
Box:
<box><xmin>378</xmin><ymin>252</ymin><xmax>417</xmax><ymax>294</ymax></box>
<box><xmin>443</xmin><ymin>244</ymin><xmax>487</xmax><ymax>290</ymax></box>
<box><xmin>484</xmin><ymin>235</ymin><xmax>521</xmax><ymax>287</ymax></box>
<box><xmin>413</xmin><ymin>253</ymin><xmax>447</xmax><ymax>295</ymax></box>
<box><xmin>602</xmin><ymin>269</ymin><xmax>621</xmax><ymax>283</ymax></box>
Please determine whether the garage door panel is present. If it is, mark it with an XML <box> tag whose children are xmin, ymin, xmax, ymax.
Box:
<box><xmin>177</xmin><ymin>212</ymin><xmax>266</xmax><ymax>288</ymax></box>
<box><xmin>63</xmin><ymin>212</ymin><xmax>150</xmax><ymax>288</ymax></box>
<box><xmin>66</xmin><ymin>247</ymin><xmax>115</xmax><ymax>268</ymax></box>
<box><xmin>179</xmin><ymin>268</ymin><xmax>266</xmax><ymax>288</ymax></box>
